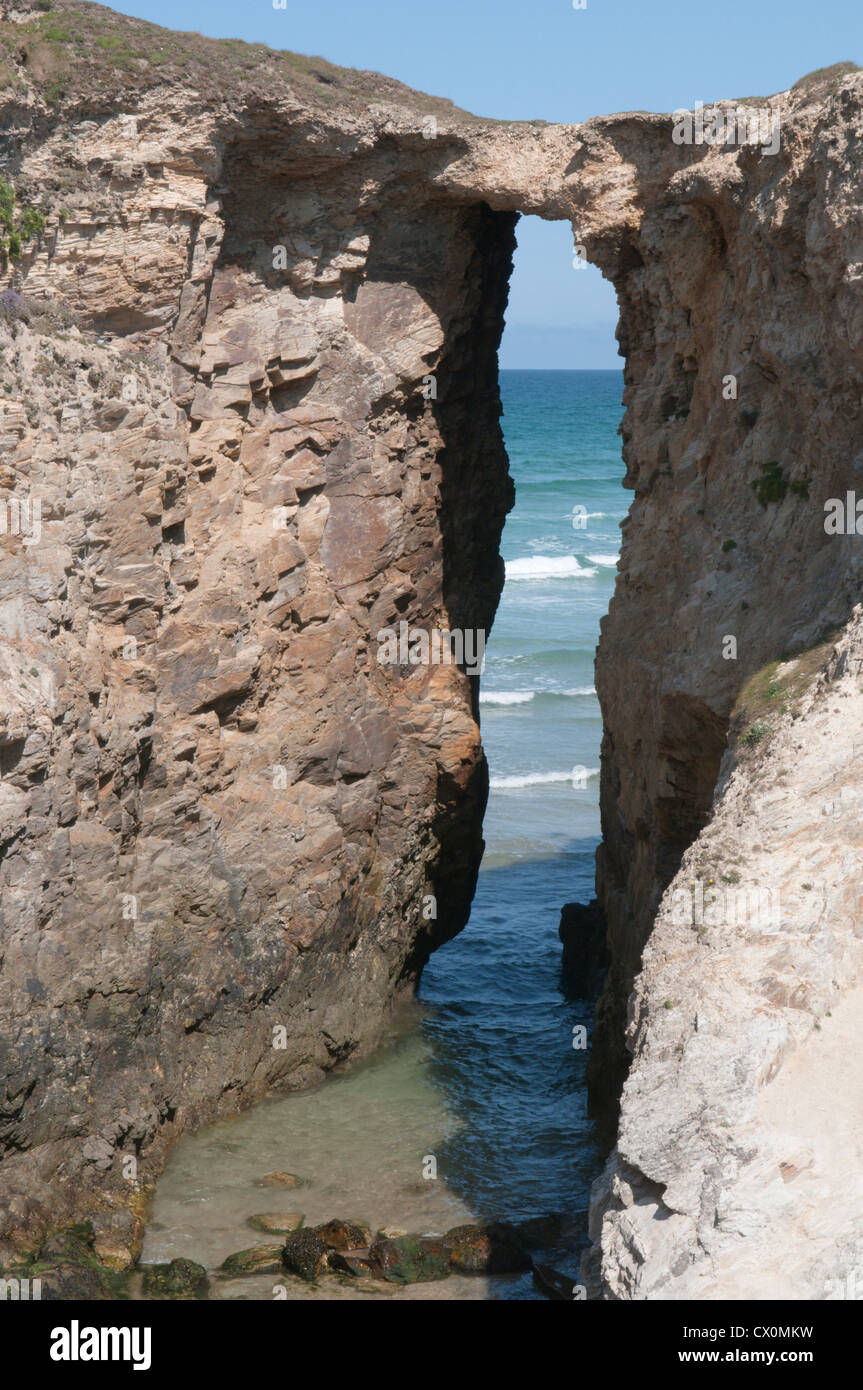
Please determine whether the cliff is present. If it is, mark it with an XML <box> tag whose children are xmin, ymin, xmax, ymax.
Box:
<box><xmin>0</xmin><ymin>0</ymin><xmax>860</xmax><ymax>1296</ymax></box>
<box><xmin>587</xmin><ymin>613</ymin><xmax>863</xmax><ymax>1298</ymax></box>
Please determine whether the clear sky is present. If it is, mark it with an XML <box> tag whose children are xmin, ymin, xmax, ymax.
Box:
<box><xmin>106</xmin><ymin>0</ymin><xmax>862</xmax><ymax>368</ymax></box>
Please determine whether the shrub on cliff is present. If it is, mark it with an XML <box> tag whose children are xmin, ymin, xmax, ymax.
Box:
<box><xmin>0</xmin><ymin>175</ymin><xmax>47</xmax><ymax>264</ymax></box>
<box><xmin>0</xmin><ymin>287</ymin><xmax>31</xmax><ymax>326</ymax></box>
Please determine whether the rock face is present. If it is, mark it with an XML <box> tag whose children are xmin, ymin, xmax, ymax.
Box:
<box><xmin>587</xmin><ymin>617</ymin><xmax>863</xmax><ymax>1298</ymax></box>
<box><xmin>580</xmin><ymin>74</ymin><xmax>863</xmax><ymax>1296</ymax></box>
<box><xmin>0</xmin><ymin>2</ymin><xmax>516</xmax><ymax>1256</ymax></box>
<box><xmin>0</xmin><ymin>3</ymin><xmax>862</xmax><ymax>1298</ymax></box>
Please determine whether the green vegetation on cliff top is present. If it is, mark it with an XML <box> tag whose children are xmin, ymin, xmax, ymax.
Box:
<box><xmin>0</xmin><ymin>2</ymin><xmax>857</xmax><ymax>123</ymax></box>
<box><xmin>0</xmin><ymin>0</ymin><xmax>487</xmax><ymax>119</ymax></box>
<box><xmin>731</xmin><ymin>632</ymin><xmax>841</xmax><ymax>756</ymax></box>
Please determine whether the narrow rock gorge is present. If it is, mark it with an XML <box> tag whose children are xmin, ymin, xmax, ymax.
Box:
<box><xmin>0</xmin><ymin>0</ymin><xmax>861</xmax><ymax>1298</ymax></box>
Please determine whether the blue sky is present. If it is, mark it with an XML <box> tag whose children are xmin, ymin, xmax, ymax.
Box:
<box><xmin>109</xmin><ymin>0</ymin><xmax>862</xmax><ymax>367</ymax></box>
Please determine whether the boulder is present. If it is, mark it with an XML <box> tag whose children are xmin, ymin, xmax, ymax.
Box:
<box><xmin>256</xmin><ymin>1172</ymin><xmax>305</xmax><ymax>1189</ymax></box>
<box><xmin>558</xmin><ymin>899</ymin><xmax>609</xmax><ymax>989</ymax></box>
<box><xmin>369</xmin><ymin>1235</ymin><xmax>451</xmax><ymax>1284</ymax></box>
<box><xmin>329</xmin><ymin>1248</ymin><xmax>375</xmax><ymax>1278</ymax></box>
<box><xmin>444</xmin><ymin>1222</ymin><xmax>531</xmax><ymax>1274</ymax></box>
<box><xmin>247</xmin><ymin>1212</ymin><xmax>304</xmax><ymax>1234</ymax></box>
<box><xmin>219</xmin><ymin>1245</ymin><xmax>285</xmax><ymax>1277</ymax></box>
<box><xmin>281</xmin><ymin>1229</ymin><xmax>328</xmax><ymax>1281</ymax></box>
<box><xmin>141</xmin><ymin>1258</ymin><xmax>209</xmax><ymax>1299</ymax></box>
<box><xmin>31</xmin><ymin>1261</ymin><xmax>117</xmax><ymax>1301</ymax></box>
<box><xmin>313</xmin><ymin>1218</ymin><xmax>372</xmax><ymax>1251</ymax></box>
<box><xmin>22</xmin><ymin>1222</ymin><xmax>119</xmax><ymax>1300</ymax></box>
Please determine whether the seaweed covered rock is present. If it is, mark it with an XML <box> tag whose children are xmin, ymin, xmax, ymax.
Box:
<box><xmin>40</xmin><ymin>1263</ymin><xmax>118</xmax><ymax>1301</ymax></box>
<box><xmin>281</xmin><ymin>1230</ymin><xmax>328</xmax><ymax>1281</ymax></box>
<box><xmin>19</xmin><ymin>1221</ymin><xmax>121</xmax><ymax>1300</ymax></box>
<box><xmin>369</xmin><ymin>1235</ymin><xmax>451</xmax><ymax>1284</ymax></box>
<box><xmin>219</xmin><ymin>1245</ymin><xmax>285</xmax><ymax>1277</ymax></box>
<box><xmin>141</xmin><ymin>1258</ymin><xmax>209</xmax><ymax>1299</ymax></box>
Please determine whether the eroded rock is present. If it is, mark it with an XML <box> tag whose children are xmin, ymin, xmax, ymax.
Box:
<box><xmin>0</xmin><ymin>7</ymin><xmax>860</xmax><ymax>1310</ymax></box>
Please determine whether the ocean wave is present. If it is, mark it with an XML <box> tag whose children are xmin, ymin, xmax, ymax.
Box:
<box><xmin>491</xmin><ymin>649</ymin><xmax>596</xmax><ymax>667</ymax></box>
<box><xmin>585</xmin><ymin>553</ymin><xmax>619</xmax><ymax>567</ymax></box>
<box><xmin>480</xmin><ymin>687</ymin><xmax>596</xmax><ymax>705</ymax></box>
<box><xmin>480</xmin><ymin>690</ymin><xmax>535</xmax><ymax>705</ymax></box>
<box><xmin>490</xmin><ymin>766</ymin><xmax>600</xmax><ymax>789</ymax></box>
<box><xmin>505</xmin><ymin>555</ymin><xmax>597</xmax><ymax>580</ymax></box>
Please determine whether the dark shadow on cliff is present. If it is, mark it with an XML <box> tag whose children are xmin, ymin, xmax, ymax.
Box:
<box><xmin>206</xmin><ymin>135</ymin><xmax>519</xmax><ymax>985</ymax></box>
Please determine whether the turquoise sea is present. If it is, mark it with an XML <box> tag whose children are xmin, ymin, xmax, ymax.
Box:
<box><xmin>142</xmin><ymin>369</ymin><xmax>627</xmax><ymax>1299</ymax></box>
<box><xmin>418</xmin><ymin>369</ymin><xmax>626</xmax><ymax>1254</ymax></box>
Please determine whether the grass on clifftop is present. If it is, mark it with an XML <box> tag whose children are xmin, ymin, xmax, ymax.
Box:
<box><xmin>0</xmin><ymin>0</ymin><xmax>485</xmax><ymax>120</ymax></box>
<box><xmin>2</xmin><ymin>2</ymin><xmax>854</xmax><ymax>123</ymax></box>
<box><xmin>731</xmin><ymin>634</ymin><xmax>840</xmax><ymax>754</ymax></box>
<box><xmin>791</xmin><ymin>61</ymin><xmax>861</xmax><ymax>95</ymax></box>
<box><xmin>729</xmin><ymin>61</ymin><xmax>859</xmax><ymax>106</ymax></box>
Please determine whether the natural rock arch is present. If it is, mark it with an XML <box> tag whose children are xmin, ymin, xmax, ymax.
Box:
<box><xmin>1</xmin><ymin>30</ymin><xmax>862</xmax><ymax>1296</ymax></box>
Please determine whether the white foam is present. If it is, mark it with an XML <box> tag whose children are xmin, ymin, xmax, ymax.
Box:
<box><xmin>480</xmin><ymin>686</ymin><xmax>597</xmax><ymax>704</ymax></box>
<box><xmin>505</xmin><ymin>555</ymin><xmax>597</xmax><ymax>580</ymax></box>
<box><xmin>490</xmin><ymin>767</ymin><xmax>600</xmax><ymax>789</ymax></box>
<box><xmin>586</xmin><ymin>553</ymin><xmax>619</xmax><ymax>567</ymax></box>
<box><xmin>480</xmin><ymin>690</ymin><xmax>535</xmax><ymax>705</ymax></box>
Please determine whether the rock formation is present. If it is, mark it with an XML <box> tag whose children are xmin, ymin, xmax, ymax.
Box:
<box><xmin>586</xmin><ymin>614</ymin><xmax>863</xmax><ymax>1298</ymax></box>
<box><xmin>0</xmin><ymin>0</ymin><xmax>861</xmax><ymax>1298</ymax></box>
